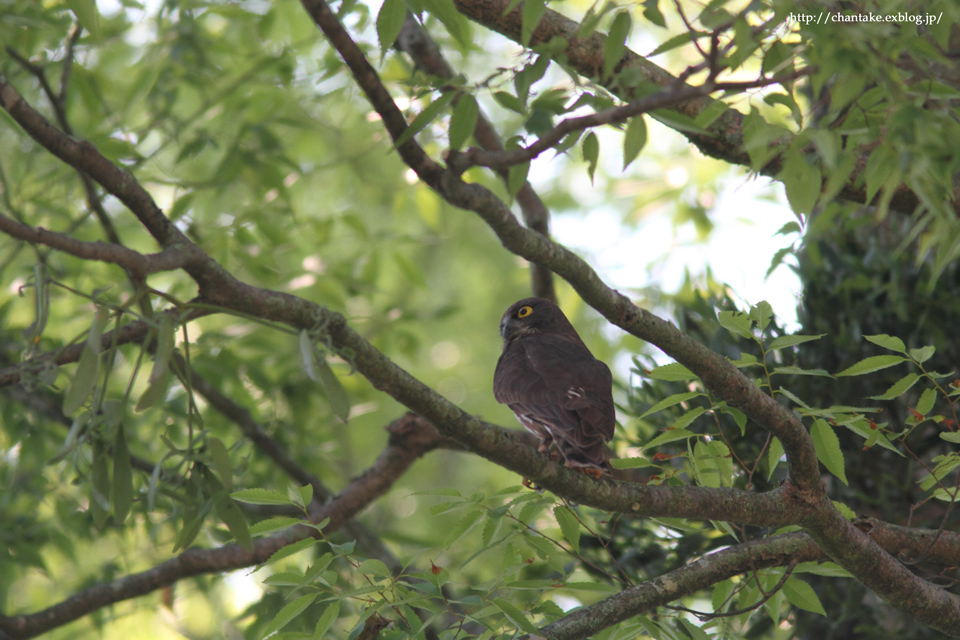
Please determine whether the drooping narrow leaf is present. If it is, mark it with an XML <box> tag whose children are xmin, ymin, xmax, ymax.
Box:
<box><xmin>208</xmin><ymin>437</ymin><xmax>232</xmax><ymax>489</ymax></box>
<box><xmin>622</xmin><ymin>115</ymin><xmax>647</xmax><ymax>170</ymax></box>
<box><xmin>582</xmin><ymin>132</ymin><xmax>599</xmax><ymax>183</ymax></box>
<box><xmin>63</xmin><ymin>344</ymin><xmax>100</xmax><ymax>415</ymax></box>
<box><xmin>112</xmin><ymin>424</ymin><xmax>134</xmax><ymax>523</ymax></box>
<box><xmin>90</xmin><ymin>440</ymin><xmax>111</xmax><ymax>528</ymax></box>
<box><xmin>520</xmin><ymin>0</ymin><xmax>545</xmax><ymax>46</ymax></box>
<box><xmin>231</xmin><ymin>488</ymin><xmax>293</xmax><ymax>505</ymax></box>
<box><xmin>811</xmin><ymin>419</ymin><xmax>847</xmax><ymax>485</ymax></box>
<box><xmin>314</xmin><ymin>354</ymin><xmax>351</xmax><ymax>422</ymax></box>
<box><xmin>313</xmin><ymin>602</ymin><xmax>341</xmax><ymax>639</ymax></box>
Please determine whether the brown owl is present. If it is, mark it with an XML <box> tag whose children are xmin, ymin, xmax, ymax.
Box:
<box><xmin>493</xmin><ymin>298</ymin><xmax>615</xmax><ymax>474</ymax></box>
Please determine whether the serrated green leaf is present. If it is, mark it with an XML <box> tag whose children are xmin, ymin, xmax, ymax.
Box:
<box><xmin>376</xmin><ymin>0</ymin><xmax>406</xmax><ymax>56</ymax></box>
<box><xmin>421</xmin><ymin>0</ymin><xmax>469</xmax><ymax>46</ymax></box>
<box><xmin>864</xmin><ymin>334</ymin><xmax>906</xmax><ymax>353</ymax></box>
<box><xmin>672</xmin><ymin>406</ymin><xmax>706</xmax><ymax>431</ymax></box>
<box><xmin>604</xmin><ymin>11</ymin><xmax>631</xmax><ymax>78</ymax></box>
<box><xmin>835</xmin><ymin>355</ymin><xmax>905</xmax><ymax>377</ymax></box>
<box><xmin>554</xmin><ymin>506</ymin><xmax>580</xmax><ymax>553</ymax></box>
<box><xmin>641</xmin><ymin>391</ymin><xmax>702</xmax><ymax>418</ymax></box>
<box><xmin>263</xmin><ymin>538</ymin><xmax>317</xmax><ymax>567</ymax></box>
<box><xmin>444</xmin><ymin>509</ymin><xmax>484</xmax><ymax>547</ymax></box>
<box><xmin>112</xmin><ymin>424</ymin><xmax>133</xmax><ymax>523</ymax></box>
<box><xmin>582</xmin><ymin>131</ymin><xmax>599</xmax><ymax>183</ymax></box>
<box><xmin>63</xmin><ymin>344</ymin><xmax>100</xmax><ymax>415</ymax></box>
<box><xmin>645</xmin><ymin>427</ymin><xmax>696</xmax><ymax>449</ymax></box>
<box><xmin>249</xmin><ymin>517</ymin><xmax>303</xmax><ymax>536</ymax></box>
<box><xmin>750</xmin><ymin>301</ymin><xmax>773</xmax><ymax>331</ymax></box>
<box><xmin>647</xmin><ymin>362</ymin><xmax>697</xmax><ymax>381</ymax></box>
<box><xmin>777</xmin><ymin>387</ymin><xmax>810</xmax><ymax>409</ymax></box>
<box><xmin>718</xmin><ymin>310</ymin><xmax>753</xmax><ymax>339</ymax></box>
<box><xmin>262</xmin><ymin>593</ymin><xmax>318</xmax><ymax>638</ymax></box>
<box><xmin>811</xmin><ymin>419</ymin><xmax>847</xmax><ymax>485</ymax></box>
<box><xmin>297</xmin><ymin>483</ymin><xmax>314</xmax><ymax>509</ymax></box>
<box><xmin>783</xmin><ymin>577</ymin><xmax>826</xmax><ymax>615</ymax></box>
<box><xmin>870</xmin><ymin>373</ymin><xmax>920</xmax><ymax>400</ymax></box>
<box><xmin>493</xmin><ymin>598</ymin><xmax>540</xmax><ymax>634</ymax></box>
<box><xmin>394</xmin><ymin>91</ymin><xmax>457</xmax><ymax>149</ymax></box>
<box><xmin>768</xmin><ymin>334</ymin><xmax>825</xmax><ymax>350</ymax></box>
<box><xmin>610</xmin><ymin>456</ymin><xmax>653</xmax><ymax>469</ymax></box>
<box><xmin>772</xmin><ymin>366</ymin><xmax>833</xmax><ymax>377</ymax></box>
<box><xmin>940</xmin><ymin>432</ymin><xmax>960</xmax><ymax>443</ymax></box>
<box><xmin>231</xmin><ymin>488</ymin><xmax>292</xmax><ymax>505</ymax></box>
<box><xmin>916</xmin><ymin>387</ymin><xmax>937</xmax><ymax>416</ymax></box>
<box><xmin>622</xmin><ymin>115</ymin><xmax>647</xmax><ymax>170</ymax></box>
<box><xmin>313</xmin><ymin>602</ymin><xmax>340</xmax><ymax>639</ymax></box>
<box><xmin>448</xmin><ymin>94</ymin><xmax>479</xmax><ymax>150</ymax></box>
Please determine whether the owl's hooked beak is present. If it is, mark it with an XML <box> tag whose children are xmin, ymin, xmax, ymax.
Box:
<box><xmin>500</xmin><ymin>316</ymin><xmax>537</xmax><ymax>344</ymax></box>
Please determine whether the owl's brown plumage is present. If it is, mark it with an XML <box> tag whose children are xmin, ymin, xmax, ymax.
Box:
<box><xmin>493</xmin><ymin>298</ymin><xmax>615</xmax><ymax>473</ymax></box>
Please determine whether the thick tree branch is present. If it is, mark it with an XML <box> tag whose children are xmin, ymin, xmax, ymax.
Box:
<box><xmin>0</xmin><ymin>414</ymin><xmax>444</xmax><ymax>639</ymax></box>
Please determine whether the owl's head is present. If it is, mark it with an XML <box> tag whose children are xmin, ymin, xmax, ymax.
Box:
<box><xmin>499</xmin><ymin>297</ymin><xmax>581</xmax><ymax>344</ymax></box>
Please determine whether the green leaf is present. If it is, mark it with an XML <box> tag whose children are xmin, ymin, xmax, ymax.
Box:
<box><xmin>647</xmin><ymin>362</ymin><xmax>697</xmax><ymax>381</ymax></box>
<box><xmin>67</xmin><ymin>0</ymin><xmax>102</xmax><ymax>40</ymax></box>
<box><xmin>297</xmin><ymin>483</ymin><xmax>314</xmax><ymax>509</ymax></box>
<box><xmin>783</xmin><ymin>577</ymin><xmax>827</xmax><ymax>615</ymax></box>
<box><xmin>645</xmin><ymin>427</ymin><xmax>696</xmax><ymax>449</ymax></box>
<box><xmin>642</xmin><ymin>0</ymin><xmax>666</xmax><ymax>26</ymax></box>
<box><xmin>493</xmin><ymin>598</ymin><xmax>540</xmax><ymax>634</ymax></box>
<box><xmin>835</xmin><ymin>355</ymin><xmax>906</xmax><ymax>377</ymax></box>
<box><xmin>909</xmin><ymin>345</ymin><xmax>935</xmax><ymax>363</ymax></box>
<box><xmin>772</xmin><ymin>366</ymin><xmax>833</xmax><ymax>378</ymax></box>
<box><xmin>864</xmin><ymin>334</ymin><xmax>906</xmax><ymax>353</ymax></box>
<box><xmin>778</xmin><ymin>149</ymin><xmax>821</xmax><ymax>216</ymax></box>
<box><xmin>443</xmin><ymin>509</ymin><xmax>484</xmax><ymax>547</ymax></box>
<box><xmin>582</xmin><ymin>132</ymin><xmax>599</xmax><ymax>183</ymax></box>
<box><xmin>421</xmin><ymin>0</ymin><xmax>469</xmax><ymax>46</ymax></box>
<box><xmin>63</xmin><ymin>344</ymin><xmax>100</xmax><ymax>415</ymax></box>
<box><xmin>134</xmin><ymin>367</ymin><xmax>170</xmax><ymax>412</ymax></box>
<box><xmin>717</xmin><ymin>310</ymin><xmax>753</xmax><ymax>339</ymax></box>
<box><xmin>622</xmin><ymin>115</ymin><xmax>647</xmax><ymax>170</ymax></box>
<box><xmin>520</xmin><ymin>0</ymin><xmax>545</xmax><ymax>46</ymax></box>
<box><xmin>314</xmin><ymin>353</ymin><xmax>351</xmax><ymax>422</ymax></box>
<box><xmin>313</xmin><ymin>602</ymin><xmax>340</xmax><ymax>639</ymax></box>
<box><xmin>604</xmin><ymin>11</ymin><xmax>631</xmax><ymax>79</ymax></box>
<box><xmin>231</xmin><ymin>488</ymin><xmax>292</xmax><ymax>505</ymax></box>
<box><xmin>393</xmin><ymin>91</ymin><xmax>457</xmax><ymax>149</ymax></box>
<box><xmin>112</xmin><ymin>424</ymin><xmax>134</xmax><ymax>523</ymax></box>
<box><xmin>149</xmin><ymin>316</ymin><xmax>175</xmax><ymax>384</ymax></box>
<box><xmin>376</xmin><ymin>0</ymin><xmax>407</xmax><ymax>56</ymax></box>
<box><xmin>507</xmin><ymin>161</ymin><xmax>530</xmax><ymax>199</ymax></box>
<box><xmin>215</xmin><ymin>493</ymin><xmax>254</xmax><ymax>552</ymax></box>
<box><xmin>249</xmin><ymin>517</ymin><xmax>303</xmax><ymax>536</ymax></box>
<box><xmin>870</xmin><ymin>373</ymin><xmax>920</xmax><ymax>400</ymax></box>
<box><xmin>768</xmin><ymin>334</ymin><xmax>825</xmax><ymax>350</ymax></box>
<box><xmin>91</xmin><ymin>440</ymin><xmax>111</xmax><ymax>529</ymax></box>
<box><xmin>777</xmin><ymin>387</ymin><xmax>810</xmax><ymax>409</ymax></box>
<box><xmin>767</xmin><ymin>437</ymin><xmax>784</xmax><ymax>480</ymax></box>
<box><xmin>811</xmin><ymin>419</ymin><xmax>847</xmax><ymax>485</ymax></box>
<box><xmin>263</xmin><ymin>538</ymin><xmax>318</xmax><ymax>567</ymax></box>
<box><xmin>916</xmin><ymin>387</ymin><xmax>937</xmax><ymax>417</ymax></box>
<box><xmin>493</xmin><ymin>90</ymin><xmax>525</xmax><ymax>114</ymax></box>
<box><xmin>554</xmin><ymin>506</ymin><xmax>581</xmax><ymax>553</ymax></box>
<box><xmin>610</xmin><ymin>457</ymin><xmax>654</xmax><ymax>469</ymax></box>
<box><xmin>448</xmin><ymin>94</ymin><xmax>479</xmax><ymax>151</ymax></box>
<box><xmin>208</xmin><ymin>437</ymin><xmax>233</xmax><ymax>490</ymax></box>
<box><xmin>262</xmin><ymin>593</ymin><xmax>318</xmax><ymax>638</ymax></box>
<box><xmin>640</xmin><ymin>391</ymin><xmax>702</xmax><ymax>418</ymax></box>
<box><xmin>671</xmin><ymin>406</ymin><xmax>706</xmax><ymax>431</ymax></box>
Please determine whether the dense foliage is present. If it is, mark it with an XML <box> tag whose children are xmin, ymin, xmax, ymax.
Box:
<box><xmin>1</xmin><ymin>0</ymin><xmax>960</xmax><ymax>638</ymax></box>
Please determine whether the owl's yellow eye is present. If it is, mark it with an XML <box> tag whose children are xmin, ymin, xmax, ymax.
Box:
<box><xmin>517</xmin><ymin>305</ymin><xmax>533</xmax><ymax>318</ymax></box>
